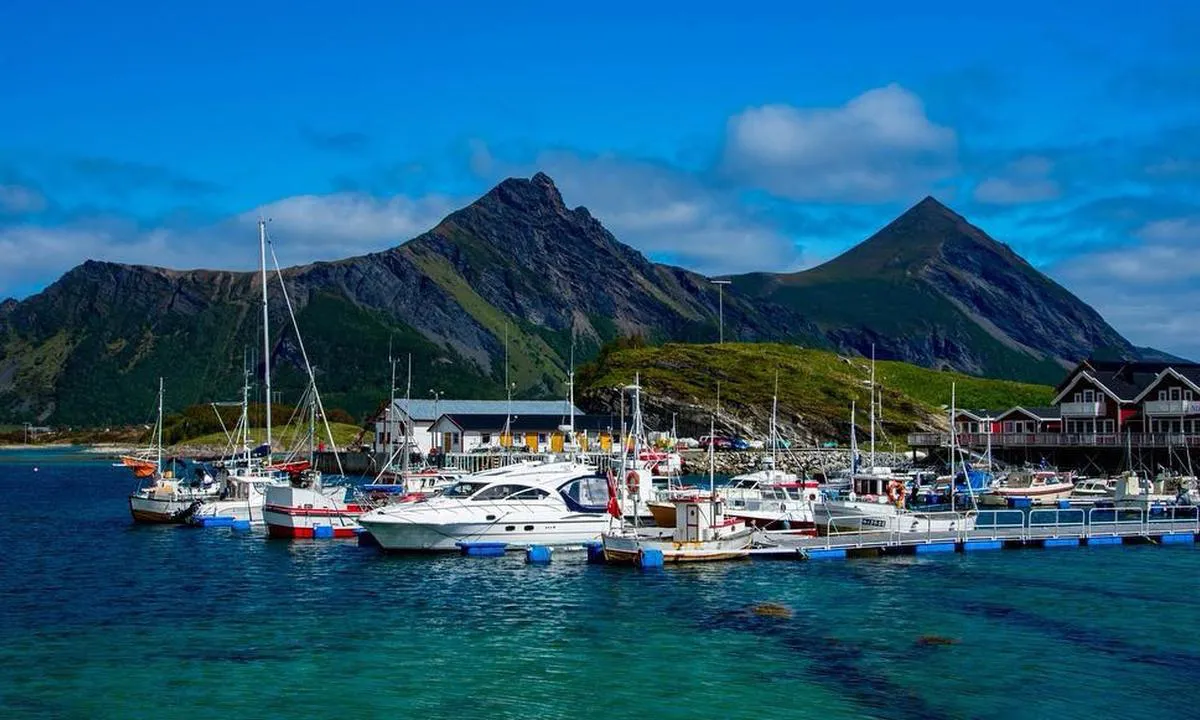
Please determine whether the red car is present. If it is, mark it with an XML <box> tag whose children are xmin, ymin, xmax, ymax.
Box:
<box><xmin>698</xmin><ymin>435</ymin><xmax>733</xmax><ymax>450</ymax></box>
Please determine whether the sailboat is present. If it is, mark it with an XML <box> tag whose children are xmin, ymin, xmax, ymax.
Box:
<box><xmin>365</xmin><ymin>353</ymin><xmax>464</xmax><ymax>500</ymax></box>
<box><xmin>602</xmin><ymin>396</ymin><xmax>753</xmax><ymax>564</ymax></box>
<box><xmin>723</xmin><ymin>373</ymin><xmax>821</xmax><ymax>534</ymax></box>
<box><xmin>813</xmin><ymin>385</ymin><xmax>976</xmax><ymax>534</ymax></box>
<box><xmin>127</xmin><ymin>378</ymin><xmax>220</xmax><ymax>523</ymax></box>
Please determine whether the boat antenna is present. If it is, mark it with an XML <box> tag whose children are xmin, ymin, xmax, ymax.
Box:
<box><xmin>568</xmin><ymin>333</ymin><xmax>576</xmax><ymax>443</ymax></box>
<box><xmin>259</xmin><ymin>217</ymin><xmax>272</xmax><ymax>458</ymax></box>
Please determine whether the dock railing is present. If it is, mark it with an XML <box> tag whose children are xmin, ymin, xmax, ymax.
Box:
<box><xmin>1027</xmin><ymin>507</ymin><xmax>1087</xmax><ymax>538</ymax></box>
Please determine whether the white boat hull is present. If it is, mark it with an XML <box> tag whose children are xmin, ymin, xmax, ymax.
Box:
<box><xmin>128</xmin><ymin>493</ymin><xmax>212</xmax><ymax>523</ymax></box>
<box><xmin>814</xmin><ymin>501</ymin><xmax>974</xmax><ymax>534</ymax></box>
<box><xmin>601</xmin><ymin>527</ymin><xmax>753</xmax><ymax>562</ymax></box>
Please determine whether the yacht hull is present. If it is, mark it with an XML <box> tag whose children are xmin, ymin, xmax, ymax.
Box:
<box><xmin>360</xmin><ymin>516</ymin><xmax>608</xmax><ymax>551</ymax></box>
<box><xmin>263</xmin><ymin>486</ymin><xmax>364</xmax><ymax>539</ymax></box>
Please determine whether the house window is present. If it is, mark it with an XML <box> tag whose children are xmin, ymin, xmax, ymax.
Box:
<box><xmin>1074</xmin><ymin>392</ymin><xmax>1082</xmax><ymax>403</ymax></box>
<box><xmin>1003</xmin><ymin>421</ymin><xmax>1015</xmax><ymax>433</ymax></box>
<box><xmin>1104</xmin><ymin>420</ymin><xmax>1114</xmax><ymax>433</ymax></box>
<box><xmin>1171</xmin><ymin>387</ymin><xmax>1182</xmax><ymax>401</ymax></box>
<box><xmin>1083</xmin><ymin>390</ymin><xmax>1094</xmax><ymax>403</ymax></box>
<box><xmin>1186</xmin><ymin>390</ymin><xmax>1194</xmax><ymax>402</ymax></box>
<box><xmin>1160</xmin><ymin>390</ymin><xmax>1168</xmax><ymax>401</ymax></box>
<box><xmin>538</xmin><ymin>433</ymin><xmax>548</xmax><ymax>444</ymax></box>
<box><xmin>452</xmin><ymin>432</ymin><xmax>461</xmax><ymax>446</ymax></box>
<box><xmin>481</xmin><ymin>433</ymin><xmax>492</xmax><ymax>445</ymax></box>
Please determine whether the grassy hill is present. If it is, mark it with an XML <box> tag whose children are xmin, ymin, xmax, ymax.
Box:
<box><xmin>577</xmin><ymin>342</ymin><xmax>1054</xmax><ymax>445</ymax></box>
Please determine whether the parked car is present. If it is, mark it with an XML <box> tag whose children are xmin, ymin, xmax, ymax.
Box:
<box><xmin>730</xmin><ymin>437</ymin><xmax>751</xmax><ymax>451</ymax></box>
<box><xmin>747</xmin><ymin>439</ymin><xmax>766</xmax><ymax>450</ymax></box>
<box><xmin>699</xmin><ymin>435</ymin><xmax>733</xmax><ymax>450</ymax></box>
<box><xmin>675</xmin><ymin>437</ymin><xmax>700</xmax><ymax>449</ymax></box>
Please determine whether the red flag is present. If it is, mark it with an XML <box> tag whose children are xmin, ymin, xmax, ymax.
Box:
<box><xmin>605</xmin><ymin>470</ymin><xmax>622</xmax><ymax>519</ymax></box>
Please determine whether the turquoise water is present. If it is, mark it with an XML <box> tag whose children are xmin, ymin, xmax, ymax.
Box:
<box><xmin>2</xmin><ymin>448</ymin><xmax>1198</xmax><ymax>719</ymax></box>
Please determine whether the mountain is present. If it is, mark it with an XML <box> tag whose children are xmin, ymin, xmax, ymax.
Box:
<box><xmin>0</xmin><ymin>178</ymin><xmax>1136</xmax><ymax>425</ymax></box>
<box><xmin>731</xmin><ymin>197</ymin><xmax>1134</xmax><ymax>382</ymax></box>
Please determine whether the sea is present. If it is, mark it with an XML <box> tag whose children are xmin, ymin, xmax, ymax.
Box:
<box><xmin>1</xmin><ymin>447</ymin><xmax>1198</xmax><ymax>720</ymax></box>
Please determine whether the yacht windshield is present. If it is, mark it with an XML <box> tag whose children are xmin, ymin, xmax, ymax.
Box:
<box><xmin>471</xmin><ymin>484</ymin><xmax>540</xmax><ymax>501</ymax></box>
<box><xmin>558</xmin><ymin>475</ymin><xmax>609</xmax><ymax>511</ymax></box>
<box><xmin>443</xmin><ymin>481</ymin><xmax>489</xmax><ymax>498</ymax></box>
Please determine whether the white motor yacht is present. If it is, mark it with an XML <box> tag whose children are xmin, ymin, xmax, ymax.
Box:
<box><xmin>356</xmin><ymin>462</ymin><xmax>613</xmax><ymax>551</ymax></box>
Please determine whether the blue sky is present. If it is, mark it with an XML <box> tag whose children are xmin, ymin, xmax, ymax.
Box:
<box><xmin>2</xmin><ymin>0</ymin><xmax>1199</xmax><ymax>355</ymax></box>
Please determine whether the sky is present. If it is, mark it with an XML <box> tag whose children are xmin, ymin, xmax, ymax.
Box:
<box><xmin>2</xmin><ymin>0</ymin><xmax>1199</xmax><ymax>355</ymax></box>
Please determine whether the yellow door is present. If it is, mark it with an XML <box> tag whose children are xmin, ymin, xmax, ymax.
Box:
<box><xmin>551</xmin><ymin>433</ymin><xmax>564</xmax><ymax>452</ymax></box>
<box><xmin>442</xmin><ymin>433</ymin><xmax>452</xmax><ymax>453</ymax></box>
<box><xmin>525</xmin><ymin>433</ymin><xmax>538</xmax><ymax>452</ymax></box>
<box><xmin>600</xmin><ymin>433</ymin><xmax>611</xmax><ymax>452</ymax></box>
<box><xmin>500</xmin><ymin>433</ymin><xmax>512</xmax><ymax>448</ymax></box>
<box><xmin>579</xmin><ymin>433</ymin><xmax>589</xmax><ymax>451</ymax></box>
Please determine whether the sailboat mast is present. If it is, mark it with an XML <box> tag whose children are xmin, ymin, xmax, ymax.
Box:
<box><xmin>241</xmin><ymin>348</ymin><xmax>250</xmax><ymax>464</ymax></box>
<box><xmin>771</xmin><ymin>371</ymin><xmax>780</xmax><ymax>468</ymax></box>
<box><xmin>156</xmin><ymin>377</ymin><xmax>164</xmax><ymax>476</ymax></box>
<box><xmin>869</xmin><ymin>344</ymin><xmax>876</xmax><ymax>470</ymax></box>
<box><xmin>259</xmin><ymin>218</ymin><xmax>272</xmax><ymax>456</ymax></box>
<box><xmin>568</xmin><ymin>341</ymin><xmax>576</xmax><ymax>440</ymax></box>
<box><xmin>403</xmin><ymin>353</ymin><xmax>412</xmax><ymax>473</ymax></box>
<box><xmin>950</xmin><ymin>382</ymin><xmax>956</xmax><ymax>510</ymax></box>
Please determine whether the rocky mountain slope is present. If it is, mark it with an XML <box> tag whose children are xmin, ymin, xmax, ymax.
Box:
<box><xmin>0</xmin><ymin>176</ymin><xmax>1141</xmax><ymax>424</ymax></box>
<box><xmin>731</xmin><ymin>197</ymin><xmax>1134</xmax><ymax>382</ymax></box>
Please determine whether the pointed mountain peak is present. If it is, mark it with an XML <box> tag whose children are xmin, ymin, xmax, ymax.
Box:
<box><xmin>900</xmin><ymin>195</ymin><xmax>960</xmax><ymax>222</ymax></box>
<box><xmin>479</xmin><ymin>172</ymin><xmax>567</xmax><ymax>216</ymax></box>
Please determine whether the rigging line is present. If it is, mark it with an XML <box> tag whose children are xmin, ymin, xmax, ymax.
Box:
<box><xmin>264</xmin><ymin>229</ymin><xmax>344</xmax><ymax>476</ymax></box>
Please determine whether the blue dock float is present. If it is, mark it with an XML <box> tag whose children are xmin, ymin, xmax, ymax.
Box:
<box><xmin>637</xmin><ymin>548</ymin><xmax>664</xmax><ymax>568</ymax></box>
<box><xmin>231</xmin><ymin>519</ymin><xmax>252</xmax><ymax>531</ymax></box>
<box><xmin>1160</xmin><ymin>533</ymin><xmax>1196</xmax><ymax>545</ymax></box>
<box><xmin>193</xmin><ymin>516</ymin><xmax>236</xmax><ymax>528</ymax></box>
<box><xmin>1043</xmin><ymin>537</ymin><xmax>1080</xmax><ymax>548</ymax></box>
<box><xmin>805</xmin><ymin>548</ymin><xmax>847</xmax><ymax>560</ymax></box>
<box><xmin>585</xmin><ymin>541</ymin><xmax>606</xmax><ymax>564</ymax></box>
<box><xmin>1086</xmin><ymin>535</ymin><xmax>1123</xmax><ymax>546</ymax></box>
<box><xmin>456</xmin><ymin>541</ymin><xmax>507</xmax><ymax>557</ymax></box>
<box><xmin>525</xmin><ymin>545</ymin><xmax>552</xmax><ymax>564</ymax></box>
<box><xmin>963</xmin><ymin>540</ymin><xmax>1003</xmax><ymax>552</ymax></box>
<box><xmin>312</xmin><ymin>525</ymin><xmax>334</xmax><ymax>539</ymax></box>
<box><xmin>915</xmin><ymin>542</ymin><xmax>956</xmax><ymax>554</ymax></box>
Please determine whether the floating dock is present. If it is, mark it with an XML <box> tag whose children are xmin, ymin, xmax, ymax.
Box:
<box><xmin>750</xmin><ymin>506</ymin><xmax>1200</xmax><ymax>559</ymax></box>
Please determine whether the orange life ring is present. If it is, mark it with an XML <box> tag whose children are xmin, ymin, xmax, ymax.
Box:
<box><xmin>625</xmin><ymin>471</ymin><xmax>639</xmax><ymax>496</ymax></box>
<box><xmin>886</xmin><ymin>480</ymin><xmax>905</xmax><ymax>505</ymax></box>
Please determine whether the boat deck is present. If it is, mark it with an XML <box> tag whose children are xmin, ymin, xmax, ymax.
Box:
<box><xmin>750</xmin><ymin>506</ymin><xmax>1200</xmax><ymax>558</ymax></box>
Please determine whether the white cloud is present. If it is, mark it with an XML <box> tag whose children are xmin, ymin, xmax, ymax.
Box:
<box><xmin>484</xmin><ymin>149</ymin><xmax>811</xmax><ymax>275</ymax></box>
<box><xmin>0</xmin><ymin>185</ymin><xmax>46</xmax><ymax>215</ymax></box>
<box><xmin>1055</xmin><ymin>214</ymin><xmax>1200</xmax><ymax>358</ymax></box>
<box><xmin>973</xmin><ymin>155</ymin><xmax>1061</xmax><ymax>204</ymax></box>
<box><xmin>722</xmin><ymin>84</ymin><xmax>957</xmax><ymax>202</ymax></box>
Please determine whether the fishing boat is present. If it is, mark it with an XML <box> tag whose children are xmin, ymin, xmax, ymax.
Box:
<box><xmin>814</xmin><ymin>384</ymin><xmax>977</xmax><ymax>534</ymax></box>
<box><xmin>982</xmin><ymin>470</ymin><xmax>1074</xmax><ymax>506</ymax></box>
<box><xmin>127</xmin><ymin>378</ymin><xmax>221</xmax><ymax>523</ymax></box>
<box><xmin>1070</xmin><ymin>477</ymin><xmax>1115</xmax><ymax>501</ymax></box>
<box><xmin>602</xmin><ymin>411</ymin><xmax>753</xmax><ymax>563</ymax></box>
<box><xmin>356</xmin><ymin>461</ymin><xmax>612</xmax><ymax>551</ymax></box>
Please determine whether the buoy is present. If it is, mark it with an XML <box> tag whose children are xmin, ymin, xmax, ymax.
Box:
<box><xmin>33</xmin><ymin>467</ymin><xmax>39</xmax><ymax>472</ymax></box>
<box><xmin>637</xmin><ymin>548</ymin><xmax>664</xmax><ymax>569</ymax></box>
<box><xmin>585</xmin><ymin>541</ymin><xmax>606</xmax><ymax>564</ymax></box>
<box><xmin>525</xmin><ymin>545</ymin><xmax>552</xmax><ymax>564</ymax></box>
<box><xmin>231</xmin><ymin>520</ymin><xmax>252</xmax><ymax>531</ymax></box>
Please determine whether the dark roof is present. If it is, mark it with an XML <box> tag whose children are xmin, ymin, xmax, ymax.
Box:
<box><xmin>954</xmin><ymin>408</ymin><xmax>1000</xmax><ymax>420</ymax></box>
<box><xmin>1058</xmin><ymin>359</ymin><xmax>1200</xmax><ymax>396</ymax></box>
<box><xmin>436</xmin><ymin>413</ymin><xmax>615</xmax><ymax>433</ymax></box>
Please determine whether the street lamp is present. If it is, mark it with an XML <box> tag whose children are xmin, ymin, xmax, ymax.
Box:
<box><xmin>711</xmin><ymin>279</ymin><xmax>731</xmax><ymax>344</ymax></box>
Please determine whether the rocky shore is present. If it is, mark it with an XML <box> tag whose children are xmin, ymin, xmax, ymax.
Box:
<box><xmin>680</xmin><ymin>448</ymin><xmax>913</xmax><ymax>477</ymax></box>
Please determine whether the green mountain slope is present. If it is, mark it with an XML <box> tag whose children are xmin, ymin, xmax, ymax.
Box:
<box><xmin>577</xmin><ymin>342</ymin><xmax>1054</xmax><ymax>444</ymax></box>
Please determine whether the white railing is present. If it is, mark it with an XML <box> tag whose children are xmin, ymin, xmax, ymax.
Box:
<box><xmin>908</xmin><ymin>432</ymin><xmax>1200</xmax><ymax>449</ymax></box>
<box><xmin>1026</xmin><ymin>507</ymin><xmax>1087</xmax><ymax>537</ymax></box>
<box><xmin>1060</xmin><ymin>401</ymin><xmax>1106</xmax><ymax>417</ymax></box>
<box><xmin>1144</xmin><ymin>400</ymin><xmax>1200</xmax><ymax>415</ymax></box>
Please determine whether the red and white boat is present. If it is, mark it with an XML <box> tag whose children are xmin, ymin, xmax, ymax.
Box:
<box><xmin>264</xmin><ymin>469</ymin><xmax>365</xmax><ymax>539</ymax></box>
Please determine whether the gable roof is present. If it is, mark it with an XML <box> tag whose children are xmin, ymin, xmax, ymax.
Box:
<box><xmin>1131</xmin><ymin>367</ymin><xmax>1200</xmax><ymax>403</ymax></box>
<box><xmin>393</xmin><ymin>399</ymin><xmax>583</xmax><ymax>422</ymax></box>
<box><xmin>1052</xmin><ymin>371</ymin><xmax>1136</xmax><ymax>404</ymax></box>
<box><xmin>997</xmin><ymin>406</ymin><xmax>1060</xmax><ymax>422</ymax></box>
<box><xmin>953</xmin><ymin>408</ymin><xmax>999</xmax><ymax>421</ymax></box>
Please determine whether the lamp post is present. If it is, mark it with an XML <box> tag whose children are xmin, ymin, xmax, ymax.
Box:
<box><xmin>23</xmin><ymin>422</ymin><xmax>31</xmax><ymax>445</ymax></box>
<box><xmin>711</xmin><ymin>279</ymin><xmax>731</xmax><ymax>344</ymax></box>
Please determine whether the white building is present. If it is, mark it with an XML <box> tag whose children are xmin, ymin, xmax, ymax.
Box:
<box><xmin>372</xmin><ymin>399</ymin><xmax>585</xmax><ymax>456</ymax></box>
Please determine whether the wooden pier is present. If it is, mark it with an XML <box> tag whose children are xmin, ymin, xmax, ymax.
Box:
<box><xmin>750</xmin><ymin>506</ymin><xmax>1200</xmax><ymax>559</ymax></box>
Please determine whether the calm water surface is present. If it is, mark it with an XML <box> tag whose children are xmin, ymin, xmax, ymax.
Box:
<box><xmin>1</xmin><ymin>448</ymin><xmax>1197</xmax><ymax>719</ymax></box>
